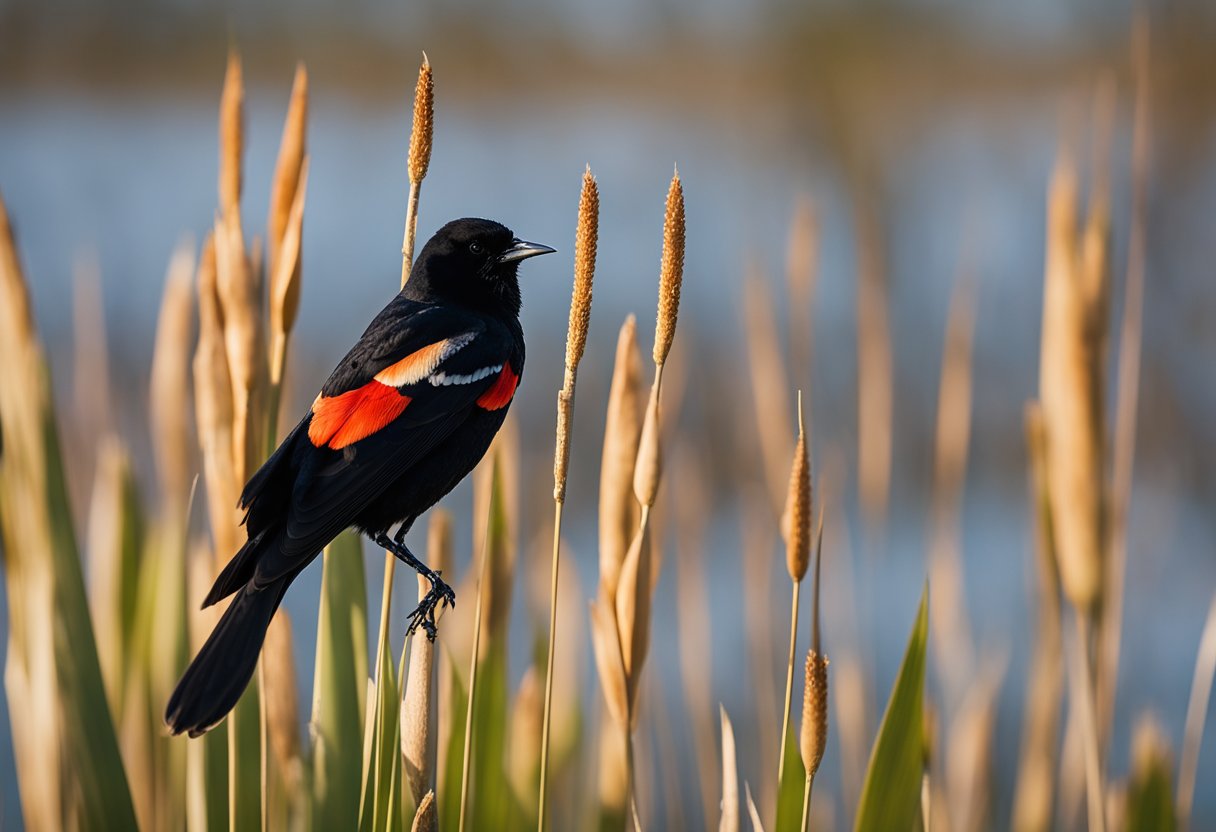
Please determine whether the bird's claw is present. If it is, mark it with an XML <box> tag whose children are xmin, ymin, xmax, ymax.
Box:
<box><xmin>404</xmin><ymin>571</ymin><xmax>456</xmax><ymax>643</ymax></box>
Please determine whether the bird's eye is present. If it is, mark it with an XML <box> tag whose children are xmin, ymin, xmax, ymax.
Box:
<box><xmin>469</xmin><ymin>241</ymin><xmax>483</xmax><ymax>254</ymax></box>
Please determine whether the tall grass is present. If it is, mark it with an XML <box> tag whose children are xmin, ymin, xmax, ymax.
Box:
<box><xmin>0</xmin><ymin>21</ymin><xmax>1208</xmax><ymax>832</ymax></box>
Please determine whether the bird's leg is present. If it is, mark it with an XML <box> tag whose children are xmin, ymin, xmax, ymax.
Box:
<box><xmin>371</xmin><ymin>531</ymin><xmax>456</xmax><ymax>642</ymax></box>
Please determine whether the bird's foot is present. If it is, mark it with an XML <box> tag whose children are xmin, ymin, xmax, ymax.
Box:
<box><xmin>404</xmin><ymin>570</ymin><xmax>456</xmax><ymax>642</ymax></box>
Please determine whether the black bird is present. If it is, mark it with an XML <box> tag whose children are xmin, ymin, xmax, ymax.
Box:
<box><xmin>165</xmin><ymin>218</ymin><xmax>554</xmax><ymax>737</ymax></box>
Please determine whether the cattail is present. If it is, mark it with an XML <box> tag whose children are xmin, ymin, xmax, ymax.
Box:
<box><xmin>784</xmin><ymin>393</ymin><xmax>812</xmax><ymax>583</ymax></box>
<box><xmin>598</xmin><ymin>316</ymin><xmax>643</xmax><ymax>600</ymax></box>
<box><xmin>149</xmin><ymin>241</ymin><xmax>196</xmax><ymax>513</ymax></box>
<box><xmin>401</xmin><ymin>511</ymin><xmax>451</xmax><ymax>809</ymax></box>
<box><xmin>401</xmin><ymin>54</ymin><xmax>434</xmax><ymax>282</ymax></box>
<box><xmin>540</xmin><ymin>165</ymin><xmax>599</xmax><ymax>829</ymax></box>
<box><xmin>192</xmin><ymin>234</ymin><xmax>240</xmax><ymax>561</ymax></box>
<box><xmin>213</xmin><ymin>210</ymin><xmax>262</xmax><ymax>484</ymax></box>
<box><xmin>218</xmin><ymin>51</ymin><xmax>244</xmax><ymax>219</ymax></box>
<box><xmin>268</xmin><ymin>64</ymin><xmax>308</xmax><ymax>277</ymax></box>
<box><xmin>412</xmin><ymin>790</ymin><xmax>436</xmax><ymax>832</ymax></box>
<box><xmin>553</xmin><ymin>166</ymin><xmax>598</xmax><ymax>503</ymax></box>
<box><xmin>408</xmin><ymin>54</ymin><xmax>434</xmax><ymax>185</ymax></box>
<box><xmin>800</xmin><ymin>651</ymin><xmax>829</xmax><ymax>778</ymax></box>
<box><xmin>1040</xmin><ymin>154</ymin><xmax>1105</xmax><ymax>613</ymax></box>
<box><xmin>653</xmin><ymin>167</ymin><xmax>685</xmax><ymax>367</ymax></box>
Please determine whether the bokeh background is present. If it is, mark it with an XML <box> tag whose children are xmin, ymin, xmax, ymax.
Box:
<box><xmin>2</xmin><ymin>0</ymin><xmax>1214</xmax><ymax>828</ymax></box>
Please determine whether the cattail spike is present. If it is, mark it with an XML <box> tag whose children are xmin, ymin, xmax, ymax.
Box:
<box><xmin>653</xmin><ymin>169</ymin><xmax>685</xmax><ymax>367</ymax></box>
<box><xmin>553</xmin><ymin>167</ymin><xmax>599</xmax><ymax>504</ymax></box>
<box><xmin>408</xmin><ymin>54</ymin><xmax>435</xmax><ymax>185</ymax></box>
<box><xmin>800</xmin><ymin>650</ymin><xmax>830</xmax><ymax>778</ymax></box>
<box><xmin>784</xmin><ymin>391</ymin><xmax>812</xmax><ymax>583</ymax></box>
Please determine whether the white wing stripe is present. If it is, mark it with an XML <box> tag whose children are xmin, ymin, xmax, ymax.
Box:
<box><xmin>430</xmin><ymin>364</ymin><xmax>503</xmax><ymax>386</ymax></box>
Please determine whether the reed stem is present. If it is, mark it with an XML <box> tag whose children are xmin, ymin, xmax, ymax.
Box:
<box><xmin>537</xmin><ymin>500</ymin><xmax>563</xmax><ymax>831</ymax></box>
<box><xmin>458</xmin><ymin>495</ymin><xmax>494</xmax><ymax>832</ymax></box>
<box><xmin>1074</xmin><ymin>612</ymin><xmax>1105</xmax><ymax>832</ymax></box>
<box><xmin>778</xmin><ymin>580</ymin><xmax>802</xmax><ymax>786</ymax></box>
<box><xmin>401</xmin><ymin>181</ymin><xmax>422</xmax><ymax>287</ymax></box>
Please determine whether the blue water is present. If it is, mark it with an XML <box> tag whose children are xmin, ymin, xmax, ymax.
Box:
<box><xmin>1</xmin><ymin>79</ymin><xmax>1214</xmax><ymax>828</ymax></box>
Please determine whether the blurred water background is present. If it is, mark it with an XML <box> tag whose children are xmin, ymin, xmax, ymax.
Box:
<box><xmin>1</xmin><ymin>0</ymin><xmax>1214</xmax><ymax>827</ymax></box>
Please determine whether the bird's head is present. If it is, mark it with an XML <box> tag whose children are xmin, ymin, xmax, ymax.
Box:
<box><xmin>406</xmin><ymin>218</ymin><xmax>555</xmax><ymax>317</ymax></box>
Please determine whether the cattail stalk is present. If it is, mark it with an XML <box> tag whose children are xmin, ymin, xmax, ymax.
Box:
<box><xmin>778</xmin><ymin>393</ymin><xmax>811</xmax><ymax>791</ymax></box>
<box><xmin>538</xmin><ymin>167</ymin><xmax>597</xmax><ymax>831</ymax></box>
<box><xmin>799</xmin><ymin>512</ymin><xmax>827</xmax><ymax>832</ymax></box>
<box><xmin>458</xmin><ymin>489</ymin><xmax>494</xmax><ymax>832</ymax></box>
<box><xmin>401</xmin><ymin>54</ymin><xmax>434</xmax><ymax>286</ymax></box>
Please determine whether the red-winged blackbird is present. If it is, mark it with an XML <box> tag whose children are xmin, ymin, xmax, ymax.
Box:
<box><xmin>165</xmin><ymin>218</ymin><xmax>554</xmax><ymax>737</ymax></box>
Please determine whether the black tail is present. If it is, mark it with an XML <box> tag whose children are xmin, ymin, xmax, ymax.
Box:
<box><xmin>165</xmin><ymin>576</ymin><xmax>291</xmax><ymax>737</ymax></box>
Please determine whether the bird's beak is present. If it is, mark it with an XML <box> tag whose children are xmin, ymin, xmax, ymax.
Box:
<box><xmin>498</xmin><ymin>238</ymin><xmax>556</xmax><ymax>264</ymax></box>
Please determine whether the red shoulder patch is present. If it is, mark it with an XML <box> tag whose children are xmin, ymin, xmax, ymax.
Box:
<box><xmin>476</xmin><ymin>363</ymin><xmax>519</xmax><ymax>411</ymax></box>
<box><xmin>308</xmin><ymin>381</ymin><xmax>411</xmax><ymax>449</ymax></box>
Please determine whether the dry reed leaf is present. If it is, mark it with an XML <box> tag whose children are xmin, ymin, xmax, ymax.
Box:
<box><xmin>744</xmin><ymin>782</ymin><xmax>766</xmax><ymax>832</ymax></box>
<box><xmin>269</xmin><ymin>64</ymin><xmax>308</xmax><ymax>276</ymax></box>
<box><xmin>1012</xmin><ymin>402</ymin><xmax>1065</xmax><ymax>832</ymax></box>
<box><xmin>411</xmin><ymin>789</ymin><xmax>436</xmax><ymax>832</ymax></box>
<box><xmin>614</xmin><ymin>522</ymin><xmax>653</xmax><ymax>720</ymax></box>
<box><xmin>599</xmin><ymin>315</ymin><xmax>644</xmax><ymax>600</ymax></box>
<box><xmin>218</xmin><ymin>50</ymin><xmax>244</xmax><ymax>219</ymax></box>
<box><xmin>71</xmin><ymin>255</ymin><xmax>112</xmax><ymax>443</ymax></box>
<box><xmin>853</xmin><ymin>191</ymin><xmax>892</xmax><ymax>531</ymax></box>
<box><xmin>743</xmin><ymin>267</ymin><xmax>794</xmax><ymax>511</ymax></box>
<box><xmin>653</xmin><ymin>168</ymin><xmax>685</xmax><ymax>367</ymax></box>
<box><xmin>946</xmin><ymin>665</ymin><xmax>1003</xmax><ymax>832</ymax></box>
<box><xmin>786</xmin><ymin>194</ymin><xmax>819</xmax><ymax>394</ymax></box>
<box><xmin>553</xmin><ymin>166</ymin><xmax>599</xmax><ymax>503</ymax></box>
<box><xmin>263</xmin><ymin>612</ymin><xmax>303</xmax><ymax>793</ymax></box>
<box><xmin>507</xmin><ymin>667</ymin><xmax>544</xmax><ymax>817</ymax></box>
<box><xmin>408</xmin><ymin>54</ymin><xmax>434</xmax><ymax>185</ymax></box>
<box><xmin>192</xmin><ymin>234</ymin><xmax>241</xmax><ymax>561</ymax></box>
<box><xmin>929</xmin><ymin>263</ymin><xmax>978</xmax><ymax>700</ymax></box>
<box><xmin>671</xmin><ymin>445</ymin><xmax>719</xmax><ymax>824</ymax></box>
<box><xmin>719</xmin><ymin>705</ymin><xmax>739</xmax><ymax>832</ymax></box>
<box><xmin>800</xmin><ymin>650</ymin><xmax>830</xmax><ymax>779</ymax></box>
<box><xmin>269</xmin><ymin>157</ymin><xmax>310</xmax><ymax>383</ymax></box>
<box><xmin>150</xmin><ymin>240</ymin><xmax>196</xmax><ymax>512</ymax></box>
<box><xmin>784</xmin><ymin>394</ymin><xmax>812</xmax><ymax>582</ymax></box>
<box><xmin>632</xmin><ymin>384</ymin><xmax>662</xmax><ymax>510</ymax></box>
<box><xmin>1039</xmin><ymin>154</ymin><xmax>1105</xmax><ymax>613</ymax></box>
<box><xmin>589</xmin><ymin>599</ymin><xmax>629</xmax><ymax>729</ymax></box>
<box><xmin>833</xmin><ymin>654</ymin><xmax>869</xmax><ymax>819</ymax></box>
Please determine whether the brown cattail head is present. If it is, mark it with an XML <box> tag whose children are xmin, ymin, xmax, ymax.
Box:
<box><xmin>553</xmin><ymin>166</ymin><xmax>599</xmax><ymax>503</ymax></box>
<box><xmin>1039</xmin><ymin>152</ymin><xmax>1106</xmax><ymax>613</ymax></box>
<box><xmin>800</xmin><ymin>649</ymin><xmax>829</xmax><ymax>778</ymax></box>
<box><xmin>784</xmin><ymin>392</ymin><xmax>812</xmax><ymax>583</ymax></box>
<box><xmin>653</xmin><ymin>167</ymin><xmax>685</xmax><ymax>367</ymax></box>
<box><xmin>566</xmin><ymin>166</ymin><xmax>599</xmax><ymax>374</ymax></box>
<box><xmin>599</xmin><ymin>316</ymin><xmax>643</xmax><ymax>599</ymax></box>
<box><xmin>269</xmin><ymin>63</ymin><xmax>308</xmax><ymax>276</ymax></box>
<box><xmin>219</xmin><ymin>50</ymin><xmax>244</xmax><ymax>218</ymax></box>
<box><xmin>408</xmin><ymin>54</ymin><xmax>434</xmax><ymax>185</ymax></box>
